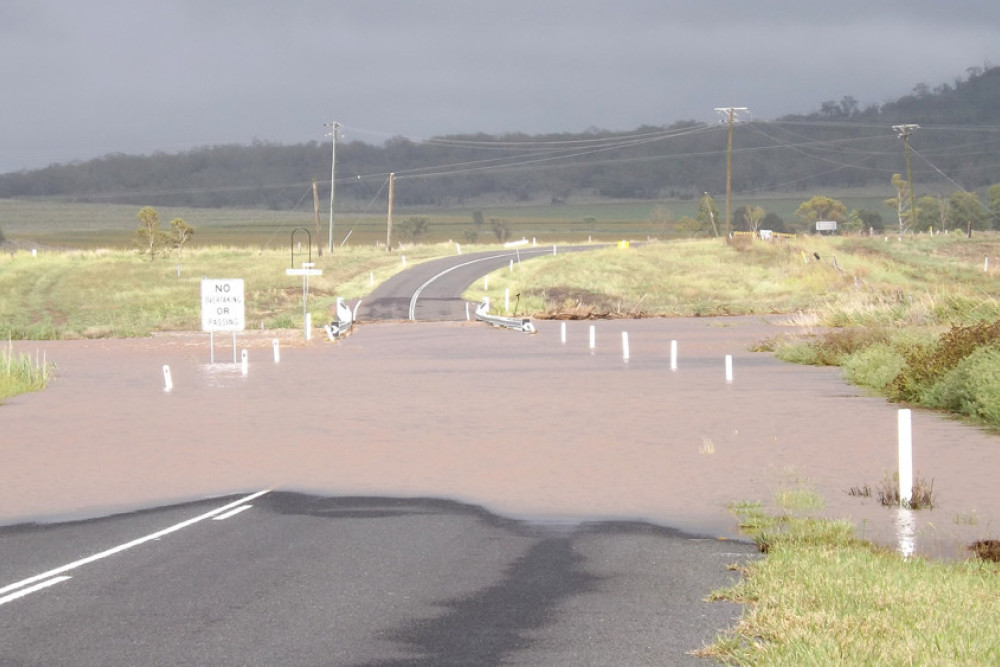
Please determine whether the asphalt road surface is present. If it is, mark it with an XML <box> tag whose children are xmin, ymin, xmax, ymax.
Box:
<box><xmin>357</xmin><ymin>245</ymin><xmax>599</xmax><ymax>322</ymax></box>
<box><xmin>0</xmin><ymin>492</ymin><xmax>756</xmax><ymax>666</ymax></box>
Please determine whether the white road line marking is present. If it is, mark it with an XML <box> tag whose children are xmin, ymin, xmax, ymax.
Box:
<box><xmin>212</xmin><ymin>505</ymin><xmax>253</xmax><ymax>521</ymax></box>
<box><xmin>0</xmin><ymin>489</ymin><xmax>270</xmax><ymax>599</ymax></box>
<box><xmin>407</xmin><ymin>250</ymin><xmax>548</xmax><ymax>321</ymax></box>
<box><xmin>0</xmin><ymin>576</ymin><xmax>71</xmax><ymax>607</ymax></box>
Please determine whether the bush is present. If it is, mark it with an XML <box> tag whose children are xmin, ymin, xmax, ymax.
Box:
<box><xmin>921</xmin><ymin>345</ymin><xmax>1000</xmax><ymax>427</ymax></box>
<box><xmin>890</xmin><ymin>320</ymin><xmax>1000</xmax><ymax>402</ymax></box>
<box><xmin>842</xmin><ymin>343</ymin><xmax>907</xmax><ymax>392</ymax></box>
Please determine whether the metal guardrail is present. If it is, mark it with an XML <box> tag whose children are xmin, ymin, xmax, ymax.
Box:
<box><xmin>474</xmin><ymin>298</ymin><xmax>536</xmax><ymax>334</ymax></box>
<box><xmin>324</xmin><ymin>298</ymin><xmax>360</xmax><ymax>340</ymax></box>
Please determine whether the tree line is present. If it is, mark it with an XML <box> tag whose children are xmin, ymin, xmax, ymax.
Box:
<box><xmin>2</xmin><ymin>66</ymin><xmax>1000</xmax><ymax>213</ymax></box>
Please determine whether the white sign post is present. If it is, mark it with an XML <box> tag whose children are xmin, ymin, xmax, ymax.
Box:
<box><xmin>201</xmin><ymin>278</ymin><xmax>246</xmax><ymax>363</ymax></box>
<box><xmin>286</xmin><ymin>262</ymin><xmax>323</xmax><ymax>339</ymax></box>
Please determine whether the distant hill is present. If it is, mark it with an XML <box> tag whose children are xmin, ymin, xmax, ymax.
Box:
<box><xmin>2</xmin><ymin>65</ymin><xmax>999</xmax><ymax>210</ymax></box>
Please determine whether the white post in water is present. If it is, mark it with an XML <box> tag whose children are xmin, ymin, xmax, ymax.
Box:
<box><xmin>162</xmin><ymin>365</ymin><xmax>173</xmax><ymax>391</ymax></box>
<box><xmin>622</xmin><ymin>332</ymin><xmax>630</xmax><ymax>362</ymax></box>
<box><xmin>272</xmin><ymin>339</ymin><xmax>280</xmax><ymax>363</ymax></box>
<box><xmin>725</xmin><ymin>354</ymin><xmax>733</xmax><ymax>384</ymax></box>
<box><xmin>898</xmin><ymin>408</ymin><xmax>913</xmax><ymax>506</ymax></box>
<box><xmin>560</xmin><ymin>321</ymin><xmax>566</xmax><ymax>345</ymax></box>
<box><xmin>241</xmin><ymin>349</ymin><xmax>249</xmax><ymax>376</ymax></box>
<box><xmin>670</xmin><ymin>340</ymin><xmax>678</xmax><ymax>371</ymax></box>
<box><xmin>589</xmin><ymin>325</ymin><xmax>596</xmax><ymax>351</ymax></box>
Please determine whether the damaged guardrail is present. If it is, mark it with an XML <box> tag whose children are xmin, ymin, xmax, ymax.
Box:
<box><xmin>474</xmin><ymin>297</ymin><xmax>536</xmax><ymax>334</ymax></box>
<box><xmin>324</xmin><ymin>298</ymin><xmax>360</xmax><ymax>340</ymax></box>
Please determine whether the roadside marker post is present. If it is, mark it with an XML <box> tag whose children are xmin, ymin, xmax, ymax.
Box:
<box><xmin>898</xmin><ymin>409</ymin><xmax>913</xmax><ymax>506</ymax></box>
<box><xmin>725</xmin><ymin>355</ymin><xmax>734</xmax><ymax>384</ymax></box>
<box><xmin>162</xmin><ymin>365</ymin><xmax>173</xmax><ymax>392</ymax></box>
<box><xmin>670</xmin><ymin>340</ymin><xmax>678</xmax><ymax>371</ymax></box>
<box><xmin>622</xmin><ymin>332</ymin><xmax>630</xmax><ymax>362</ymax></box>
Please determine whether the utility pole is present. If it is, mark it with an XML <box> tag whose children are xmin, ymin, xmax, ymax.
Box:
<box><xmin>893</xmin><ymin>124</ymin><xmax>919</xmax><ymax>235</ymax></box>
<box><xmin>386</xmin><ymin>172</ymin><xmax>395</xmax><ymax>251</ymax></box>
<box><xmin>715</xmin><ymin>107</ymin><xmax>748</xmax><ymax>238</ymax></box>
<box><xmin>312</xmin><ymin>180</ymin><xmax>322</xmax><ymax>257</ymax></box>
<box><xmin>324</xmin><ymin>121</ymin><xmax>340</xmax><ymax>253</ymax></box>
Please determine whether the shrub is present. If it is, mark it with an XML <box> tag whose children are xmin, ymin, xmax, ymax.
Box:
<box><xmin>921</xmin><ymin>344</ymin><xmax>1000</xmax><ymax>427</ymax></box>
<box><xmin>890</xmin><ymin>320</ymin><xmax>1000</xmax><ymax>402</ymax></box>
<box><xmin>842</xmin><ymin>342</ymin><xmax>907</xmax><ymax>392</ymax></box>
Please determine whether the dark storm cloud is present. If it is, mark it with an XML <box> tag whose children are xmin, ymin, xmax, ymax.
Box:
<box><xmin>2</xmin><ymin>0</ymin><xmax>998</xmax><ymax>172</ymax></box>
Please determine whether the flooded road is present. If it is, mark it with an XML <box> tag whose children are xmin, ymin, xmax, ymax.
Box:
<box><xmin>5</xmin><ymin>317</ymin><xmax>999</xmax><ymax>559</ymax></box>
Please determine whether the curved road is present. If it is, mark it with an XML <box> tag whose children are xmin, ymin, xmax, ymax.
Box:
<box><xmin>358</xmin><ymin>245</ymin><xmax>600</xmax><ymax>322</ymax></box>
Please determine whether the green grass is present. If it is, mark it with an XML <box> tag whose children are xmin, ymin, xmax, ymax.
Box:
<box><xmin>0</xmin><ymin>338</ymin><xmax>53</xmax><ymax>403</ymax></box>
<box><xmin>701</xmin><ymin>502</ymin><xmax>1000</xmax><ymax>664</ymax></box>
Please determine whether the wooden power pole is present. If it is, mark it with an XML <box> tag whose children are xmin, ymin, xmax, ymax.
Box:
<box><xmin>715</xmin><ymin>106</ymin><xmax>748</xmax><ymax>238</ymax></box>
<box><xmin>312</xmin><ymin>180</ymin><xmax>322</xmax><ymax>257</ymax></box>
<box><xmin>386</xmin><ymin>172</ymin><xmax>395</xmax><ymax>251</ymax></box>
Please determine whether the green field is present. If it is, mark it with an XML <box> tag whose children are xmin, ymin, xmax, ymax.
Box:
<box><xmin>0</xmin><ymin>191</ymin><xmax>893</xmax><ymax>250</ymax></box>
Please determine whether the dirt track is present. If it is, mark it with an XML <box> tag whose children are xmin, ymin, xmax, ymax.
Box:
<box><xmin>5</xmin><ymin>317</ymin><xmax>999</xmax><ymax>560</ymax></box>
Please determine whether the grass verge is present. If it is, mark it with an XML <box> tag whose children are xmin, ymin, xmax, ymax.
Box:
<box><xmin>699</xmin><ymin>502</ymin><xmax>1000</xmax><ymax>664</ymax></box>
<box><xmin>0</xmin><ymin>339</ymin><xmax>53</xmax><ymax>403</ymax></box>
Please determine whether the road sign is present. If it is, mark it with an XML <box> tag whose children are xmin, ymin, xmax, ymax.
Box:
<box><xmin>201</xmin><ymin>279</ymin><xmax>245</xmax><ymax>332</ymax></box>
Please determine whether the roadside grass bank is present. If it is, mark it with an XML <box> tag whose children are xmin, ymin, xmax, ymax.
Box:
<box><xmin>0</xmin><ymin>339</ymin><xmax>52</xmax><ymax>403</ymax></box>
<box><xmin>699</xmin><ymin>498</ymin><xmax>1000</xmax><ymax>664</ymax></box>
<box><xmin>0</xmin><ymin>243</ymin><xmax>466</xmax><ymax>340</ymax></box>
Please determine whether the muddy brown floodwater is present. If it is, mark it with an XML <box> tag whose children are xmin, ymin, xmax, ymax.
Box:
<box><xmin>5</xmin><ymin>316</ymin><xmax>1000</xmax><ymax>560</ymax></box>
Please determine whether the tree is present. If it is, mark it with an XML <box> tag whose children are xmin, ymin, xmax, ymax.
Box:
<box><xmin>398</xmin><ymin>216</ymin><xmax>430</xmax><ymax>243</ymax></box>
<box><xmin>988</xmin><ymin>183</ymin><xmax>1000</xmax><ymax>229</ymax></box>
<box><xmin>134</xmin><ymin>206</ymin><xmax>169</xmax><ymax>260</ymax></box>
<box><xmin>854</xmin><ymin>209</ymin><xmax>884</xmax><ymax>233</ymax></box>
<box><xmin>795</xmin><ymin>195</ymin><xmax>847</xmax><ymax>230</ymax></box>
<box><xmin>489</xmin><ymin>218</ymin><xmax>511</xmax><ymax>243</ymax></box>
<box><xmin>169</xmin><ymin>218</ymin><xmax>194</xmax><ymax>275</ymax></box>
<box><xmin>915</xmin><ymin>196</ymin><xmax>947</xmax><ymax>232</ymax></box>
<box><xmin>883</xmin><ymin>173</ymin><xmax>916</xmax><ymax>235</ymax></box>
<box><xmin>697</xmin><ymin>193</ymin><xmax>720</xmax><ymax>237</ymax></box>
<box><xmin>949</xmin><ymin>191</ymin><xmax>988</xmax><ymax>237</ymax></box>
<box><xmin>741</xmin><ymin>205</ymin><xmax>766</xmax><ymax>234</ymax></box>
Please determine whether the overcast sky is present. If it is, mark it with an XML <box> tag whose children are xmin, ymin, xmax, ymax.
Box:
<box><xmin>2</xmin><ymin>0</ymin><xmax>999</xmax><ymax>174</ymax></box>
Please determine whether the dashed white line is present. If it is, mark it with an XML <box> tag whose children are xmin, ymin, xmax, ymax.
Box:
<box><xmin>0</xmin><ymin>489</ymin><xmax>270</xmax><ymax>604</ymax></box>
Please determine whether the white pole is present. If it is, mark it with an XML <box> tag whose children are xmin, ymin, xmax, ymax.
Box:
<box><xmin>725</xmin><ymin>354</ymin><xmax>733</xmax><ymax>384</ymax></box>
<box><xmin>552</xmin><ymin>244</ymin><xmax>557</xmax><ymax>256</ymax></box>
<box><xmin>898</xmin><ymin>408</ymin><xmax>913</xmax><ymax>506</ymax></box>
<box><xmin>622</xmin><ymin>332</ymin><xmax>630</xmax><ymax>361</ymax></box>
<box><xmin>465</xmin><ymin>302</ymin><xmax>470</xmax><ymax>321</ymax></box>
<box><xmin>560</xmin><ymin>321</ymin><xmax>566</xmax><ymax>344</ymax></box>
<box><xmin>670</xmin><ymin>339</ymin><xmax>678</xmax><ymax>371</ymax></box>
<box><xmin>305</xmin><ymin>312</ymin><xmax>312</xmax><ymax>340</ymax></box>
<box><xmin>241</xmin><ymin>349</ymin><xmax>249</xmax><ymax>376</ymax></box>
<box><xmin>456</xmin><ymin>243</ymin><xmax>461</xmax><ymax>254</ymax></box>
<box><xmin>589</xmin><ymin>325</ymin><xmax>596</xmax><ymax>351</ymax></box>
<box><xmin>509</xmin><ymin>259</ymin><xmax>514</xmax><ymax>272</ymax></box>
<box><xmin>272</xmin><ymin>339</ymin><xmax>280</xmax><ymax>363</ymax></box>
<box><xmin>401</xmin><ymin>255</ymin><xmax>406</xmax><ymax>267</ymax></box>
<box><xmin>370</xmin><ymin>271</ymin><xmax>374</xmax><ymax>286</ymax></box>
<box><xmin>162</xmin><ymin>365</ymin><xmax>173</xmax><ymax>391</ymax></box>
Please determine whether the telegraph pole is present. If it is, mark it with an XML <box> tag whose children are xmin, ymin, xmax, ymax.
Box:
<box><xmin>893</xmin><ymin>124</ymin><xmax>919</xmax><ymax>234</ymax></box>
<box><xmin>312</xmin><ymin>180</ymin><xmax>322</xmax><ymax>257</ymax></box>
<box><xmin>386</xmin><ymin>172</ymin><xmax>395</xmax><ymax>251</ymax></box>
<box><xmin>715</xmin><ymin>107</ymin><xmax>748</xmax><ymax>238</ymax></box>
<box><xmin>324</xmin><ymin>121</ymin><xmax>340</xmax><ymax>253</ymax></box>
